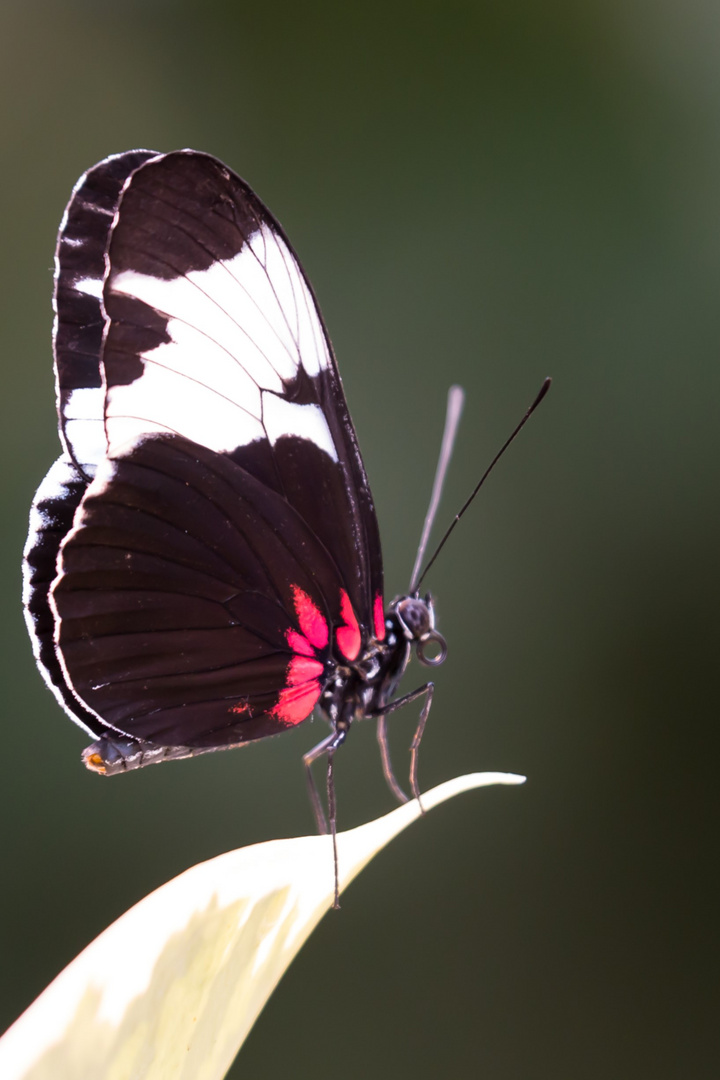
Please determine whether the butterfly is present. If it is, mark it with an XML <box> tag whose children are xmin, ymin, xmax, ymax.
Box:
<box><xmin>23</xmin><ymin>150</ymin><xmax>549</xmax><ymax>897</ymax></box>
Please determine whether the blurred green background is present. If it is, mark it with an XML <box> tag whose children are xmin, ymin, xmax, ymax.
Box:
<box><xmin>1</xmin><ymin>1</ymin><xmax>718</xmax><ymax>1076</ymax></box>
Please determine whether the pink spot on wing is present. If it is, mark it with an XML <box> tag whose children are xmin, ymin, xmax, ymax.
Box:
<box><xmin>373</xmin><ymin>593</ymin><xmax>385</xmax><ymax>641</ymax></box>
<box><xmin>286</xmin><ymin>629</ymin><xmax>315</xmax><ymax>657</ymax></box>
<box><xmin>287</xmin><ymin>655</ymin><xmax>324</xmax><ymax>685</ymax></box>
<box><xmin>291</xmin><ymin>585</ymin><xmax>328</xmax><ymax>649</ymax></box>
<box><xmin>336</xmin><ymin>589</ymin><xmax>361</xmax><ymax>661</ymax></box>
<box><xmin>270</xmin><ymin>639</ymin><xmax>325</xmax><ymax>725</ymax></box>
<box><xmin>271</xmin><ymin>680</ymin><xmax>322</xmax><ymax>726</ymax></box>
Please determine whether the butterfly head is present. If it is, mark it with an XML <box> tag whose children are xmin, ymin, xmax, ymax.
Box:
<box><xmin>393</xmin><ymin>594</ymin><xmax>447</xmax><ymax>668</ymax></box>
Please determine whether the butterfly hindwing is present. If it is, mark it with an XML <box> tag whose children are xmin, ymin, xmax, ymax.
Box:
<box><xmin>23</xmin><ymin>457</ymin><xmax>102</xmax><ymax>735</ymax></box>
<box><xmin>52</xmin><ymin>434</ymin><xmax>350</xmax><ymax>747</ymax></box>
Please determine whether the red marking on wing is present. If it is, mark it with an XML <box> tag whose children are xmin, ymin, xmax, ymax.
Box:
<box><xmin>287</xmin><ymin>655</ymin><xmax>324</xmax><ymax>685</ymax></box>
<box><xmin>271</xmin><ymin>680</ymin><xmax>322</xmax><ymax>725</ymax></box>
<box><xmin>286</xmin><ymin>629</ymin><xmax>315</xmax><ymax>657</ymax></box>
<box><xmin>230</xmin><ymin>701</ymin><xmax>251</xmax><ymax>716</ymax></box>
<box><xmin>291</xmin><ymin>585</ymin><xmax>328</xmax><ymax>649</ymax></box>
<box><xmin>336</xmin><ymin>589</ymin><xmax>361</xmax><ymax>661</ymax></box>
<box><xmin>373</xmin><ymin>593</ymin><xmax>385</xmax><ymax>641</ymax></box>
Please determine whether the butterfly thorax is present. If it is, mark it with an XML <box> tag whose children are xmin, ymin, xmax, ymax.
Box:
<box><xmin>80</xmin><ymin>597</ymin><xmax>446</xmax><ymax>777</ymax></box>
<box><xmin>317</xmin><ymin>594</ymin><xmax>447</xmax><ymax>734</ymax></box>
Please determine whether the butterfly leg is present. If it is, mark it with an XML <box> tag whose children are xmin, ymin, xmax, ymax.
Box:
<box><xmin>326</xmin><ymin>747</ymin><xmax>341</xmax><ymax>909</ymax></box>
<box><xmin>303</xmin><ymin>727</ymin><xmax>348</xmax><ymax>835</ymax></box>
<box><xmin>371</xmin><ymin>682</ymin><xmax>434</xmax><ymax>807</ymax></box>
<box><xmin>376</xmin><ymin>714</ymin><xmax>410</xmax><ymax>804</ymax></box>
<box><xmin>303</xmin><ymin>726</ymin><xmax>347</xmax><ymax>909</ymax></box>
<box><xmin>409</xmin><ymin>683</ymin><xmax>434</xmax><ymax>806</ymax></box>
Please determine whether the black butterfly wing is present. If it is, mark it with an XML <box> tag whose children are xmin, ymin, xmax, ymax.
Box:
<box><xmin>25</xmin><ymin>150</ymin><xmax>386</xmax><ymax>757</ymax></box>
<box><xmin>52</xmin><ymin>435</ymin><xmax>347</xmax><ymax>748</ymax></box>
<box><xmin>101</xmin><ymin>151</ymin><xmax>383</xmax><ymax>627</ymax></box>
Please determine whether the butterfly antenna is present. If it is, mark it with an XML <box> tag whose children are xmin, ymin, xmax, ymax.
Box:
<box><xmin>409</xmin><ymin>385</ymin><xmax>466</xmax><ymax>594</ymax></box>
<box><xmin>414</xmin><ymin>376</ymin><xmax>552</xmax><ymax>592</ymax></box>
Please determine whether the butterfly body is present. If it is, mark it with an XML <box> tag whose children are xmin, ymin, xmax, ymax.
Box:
<box><xmin>80</xmin><ymin>593</ymin><xmax>439</xmax><ymax>786</ymax></box>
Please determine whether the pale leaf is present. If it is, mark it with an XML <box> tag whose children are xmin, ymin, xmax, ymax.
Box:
<box><xmin>0</xmin><ymin>771</ymin><xmax>525</xmax><ymax>1080</ymax></box>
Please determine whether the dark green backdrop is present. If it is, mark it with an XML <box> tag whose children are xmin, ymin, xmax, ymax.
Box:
<box><xmin>1</xmin><ymin>2</ymin><xmax>718</xmax><ymax>1077</ymax></box>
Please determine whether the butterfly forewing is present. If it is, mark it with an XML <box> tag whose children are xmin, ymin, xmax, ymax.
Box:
<box><xmin>101</xmin><ymin>151</ymin><xmax>382</xmax><ymax>627</ymax></box>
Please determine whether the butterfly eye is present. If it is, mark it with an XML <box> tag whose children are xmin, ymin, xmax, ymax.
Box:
<box><xmin>416</xmin><ymin>630</ymin><xmax>447</xmax><ymax>667</ymax></box>
<box><xmin>396</xmin><ymin>596</ymin><xmax>433</xmax><ymax>638</ymax></box>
